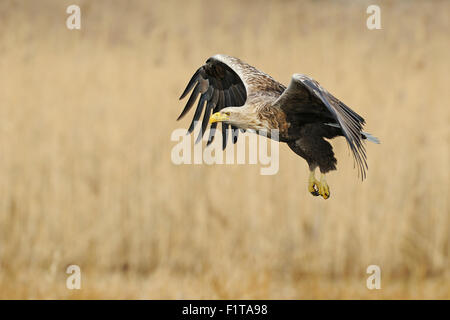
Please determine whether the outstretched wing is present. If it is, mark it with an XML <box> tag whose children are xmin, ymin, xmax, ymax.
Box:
<box><xmin>177</xmin><ymin>56</ymin><xmax>248</xmax><ymax>149</ymax></box>
<box><xmin>273</xmin><ymin>74</ymin><xmax>368</xmax><ymax>179</ymax></box>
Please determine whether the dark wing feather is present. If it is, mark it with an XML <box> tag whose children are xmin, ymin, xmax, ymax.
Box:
<box><xmin>273</xmin><ymin>74</ymin><xmax>368</xmax><ymax>179</ymax></box>
<box><xmin>178</xmin><ymin>57</ymin><xmax>247</xmax><ymax>149</ymax></box>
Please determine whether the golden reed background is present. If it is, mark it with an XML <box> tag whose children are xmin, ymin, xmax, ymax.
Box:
<box><xmin>0</xmin><ymin>0</ymin><xmax>448</xmax><ymax>299</ymax></box>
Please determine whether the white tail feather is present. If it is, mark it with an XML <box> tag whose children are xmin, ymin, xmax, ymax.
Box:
<box><xmin>362</xmin><ymin>132</ymin><xmax>380</xmax><ymax>144</ymax></box>
<box><xmin>325</xmin><ymin>123</ymin><xmax>380</xmax><ymax>144</ymax></box>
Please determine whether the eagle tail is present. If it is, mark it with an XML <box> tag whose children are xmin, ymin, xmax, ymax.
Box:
<box><xmin>325</xmin><ymin>122</ymin><xmax>380</xmax><ymax>144</ymax></box>
<box><xmin>362</xmin><ymin>132</ymin><xmax>380</xmax><ymax>144</ymax></box>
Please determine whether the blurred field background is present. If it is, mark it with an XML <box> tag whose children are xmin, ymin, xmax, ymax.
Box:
<box><xmin>0</xmin><ymin>0</ymin><xmax>448</xmax><ymax>299</ymax></box>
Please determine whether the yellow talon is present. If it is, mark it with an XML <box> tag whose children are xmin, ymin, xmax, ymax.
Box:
<box><xmin>308</xmin><ymin>171</ymin><xmax>330</xmax><ymax>199</ymax></box>
<box><xmin>318</xmin><ymin>174</ymin><xmax>330</xmax><ymax>199</ymax></box>
<box><xmin>308</xmin><ymin>170</ymin><xmax>319</xmax><ymax>196</ymax></box>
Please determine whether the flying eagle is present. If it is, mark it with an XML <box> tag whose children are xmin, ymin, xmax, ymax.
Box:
<box><xmin>177</xmin><ymin>54</ymin><xmax>379</xmax><ymax>199</ymax></box>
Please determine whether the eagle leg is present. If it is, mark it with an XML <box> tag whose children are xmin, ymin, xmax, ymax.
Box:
<box><xmin>308</xmin><ymin>170</ymin><xmax>320</xmax><ymax>196</ymax></box>
<box><xmin>317</xmin><ymin>174</ymin><xmax>330</xmax><ymax>199</ymax></box>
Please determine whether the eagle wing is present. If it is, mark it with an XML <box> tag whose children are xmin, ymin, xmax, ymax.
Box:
<box><xmin>273</xmin><ymin>74</ymin><xmax>368</xmax><ymax>179</ymax></box>
<box><xmin>178</xmin><ymin>54</ymin><xmax>284</xmax><ymax>149</ymax></box>
<box><xmin>177</xmin><ymin>55</ymin><xmax>248</xmax><ymax>149</ymax></box>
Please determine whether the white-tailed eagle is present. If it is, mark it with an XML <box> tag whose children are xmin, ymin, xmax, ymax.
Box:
<box><xmin>177</xmin><ymin>54</ymin><xmax>379</xmax><ymax>199</ymax></box>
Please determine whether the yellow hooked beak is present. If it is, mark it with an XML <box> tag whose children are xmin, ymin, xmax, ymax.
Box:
<box><xmin>209</xmin><ymin>112</ymin><xmax>230</xmax><ymax>124</ymax></box>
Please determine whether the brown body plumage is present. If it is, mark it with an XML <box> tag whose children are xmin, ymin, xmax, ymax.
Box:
<box><xmin>177</xmin><ymin>54</ymin><xmax>379</xmax><ymax>199</ymax></box>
